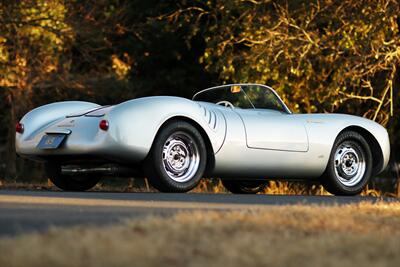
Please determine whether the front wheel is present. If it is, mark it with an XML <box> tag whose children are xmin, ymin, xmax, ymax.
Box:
<box><xmin>222</xmin><ymin>180</ymin><xmax>267</xmax><ymax>194</ymax></box>
<box><xmin>144</xmin><ymin>120</ymin><xmax>207</xmax><ymax>192</ymax></box>
<box><xmin>321</xmin><ymin>131</ymin><xmax>373</xmax><ymax>196</ymax></box>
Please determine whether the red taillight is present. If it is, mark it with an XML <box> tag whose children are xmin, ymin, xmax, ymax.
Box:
<box><xmin>99</xmin><ymin>120</ymin><xmax>109</xmax><ymax>131</ymax></box>
<box><xmin>16</xmin><ymin>122</ymin><xmax>24</xmax><ymax>134</ymax></box>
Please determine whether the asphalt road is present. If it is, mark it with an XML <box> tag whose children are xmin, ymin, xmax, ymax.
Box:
<box><xmin>0</xmin><ymin>190</ymin><xmax>398</xmax><ymax>236</ymax></box>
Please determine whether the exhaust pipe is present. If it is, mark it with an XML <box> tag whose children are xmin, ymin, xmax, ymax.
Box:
<box><xmin>61</xmin><ymin>165</ymin><xmax>140</xmax><ymax>177</ymax></box>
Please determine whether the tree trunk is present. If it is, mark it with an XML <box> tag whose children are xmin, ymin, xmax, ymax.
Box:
<box><xmin>396</xmin><ymin>163</ymin><xmax>400</xmax><ymax>197</ymax></box>
<box><xmin>5</xmin><ymin>89</ymin><xmax>17</xmax><ymax>180</ymax></box>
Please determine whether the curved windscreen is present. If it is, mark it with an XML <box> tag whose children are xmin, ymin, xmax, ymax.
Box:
<box><xmin>193</xmin><ymin>85</ymin><xmax>253</xmax><ymax>109</ymax></box>
<box><xmin>193</xmin><ymin>84</ymin><xmax>288</xmax><ymax>113</ymax></box>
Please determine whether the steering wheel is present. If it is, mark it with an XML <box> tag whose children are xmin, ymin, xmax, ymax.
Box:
<box><xmin>216</xmin><ymin>100</ymin><xmax>234</xmax><ymax>109</ymax></box>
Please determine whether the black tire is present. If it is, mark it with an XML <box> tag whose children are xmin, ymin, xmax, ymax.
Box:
<box><xmin>321</xmin><ymin>131</ymin><xmax>373</xmax><ymax>196</ymax></box>
<box><xmin>45</xmin><ymin>163</ymin><xmax>100</xmax><ymax>191</ymax></box>
<box><xmin>144</xmin><ymin>120</ymin><xmax>207</xmax><ymax>193</ymax></box>
<box><xmin>222</xmin><ymin>180</ymin><xmax>267</xmax><ymax>194</ymax></box>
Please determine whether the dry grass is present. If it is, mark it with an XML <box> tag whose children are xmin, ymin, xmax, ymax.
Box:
<box><xmin>192</xmin><ymin>179</ymin><xmax>388</xmax><ymax>197</ymax></box>
<box><xmin>0</xmin><ymin>202</ymin><xmax>400</xmax><ymax>267</ymax></box>
<box><xmin>0</xmin><ymin>178</ymin><xmax>395</xmax><ymax>197</ymax></box>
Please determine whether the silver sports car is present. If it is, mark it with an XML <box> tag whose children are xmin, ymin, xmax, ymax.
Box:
<box><xmin>16</xmin><ymin>84</ymin><xmax>390</xmax><ymax>195</ymax></box>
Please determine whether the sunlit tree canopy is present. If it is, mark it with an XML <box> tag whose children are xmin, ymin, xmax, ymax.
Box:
<box><xmin>163</xmin><ymin>0</ymin><xmax>400</xmax><ymax>124</ymax></box>
<box><xmin>0</xmin><ymin>0</ymin><xmax>399</xmax><ymax>193</ymax></box>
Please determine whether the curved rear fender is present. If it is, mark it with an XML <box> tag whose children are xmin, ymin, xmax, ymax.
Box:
<box><xmin>17</xmin><ymin>101</ymin><xmax>99</xmax><ymax>141</ymax></box>
<box><xmin>107</xmin><ymin>96</ymin><xmax>226</xmax><ymax>162</ymax></box>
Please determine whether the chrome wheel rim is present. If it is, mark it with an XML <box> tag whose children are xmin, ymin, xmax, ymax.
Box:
<box><xmin>162</xmin><ymin>132</ymin><xmax>200</xmax><ymax>183</ymax></box>
<box><xmin>334</xmin><ymin>142</ymin><xmax>366</xmax><ymax>187</ymax></box>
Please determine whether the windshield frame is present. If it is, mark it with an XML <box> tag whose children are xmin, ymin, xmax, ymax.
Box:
<box><xmin>192</xmin><ymin>83</ymin><xmax>291</xmax><ymax>114</ymax></box>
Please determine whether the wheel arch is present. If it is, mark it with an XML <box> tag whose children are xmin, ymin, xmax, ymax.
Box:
<box><xmin>155</xmin><ymin>116</ymin><xmax>216</xmax><ymax>176</ymax></box>
<box><xmin>338</xmin><ymin>125</ymin><xmax>383</xmax><ymax>175</ymax></box>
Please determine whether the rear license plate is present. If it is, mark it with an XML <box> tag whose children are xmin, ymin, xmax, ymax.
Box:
<box><xmin>37</xmin><ymin>134</ymin><xmax>66</xmax><ymax>149</ymax></box>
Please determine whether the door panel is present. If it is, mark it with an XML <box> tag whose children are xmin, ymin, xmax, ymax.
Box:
<box><xmin>236</xmin><ymin>109</ymin><xmax>309</xmax><ymax>152</ymax></box>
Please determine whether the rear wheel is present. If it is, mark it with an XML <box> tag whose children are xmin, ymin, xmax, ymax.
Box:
<box><xmin>144</xmin><ymin>120</ymin><xmax>207</xmax><ymax>192</ymax></box>
<box><xmin>222</xmin><ymin>180</ymin><xmax>267</xmax><ymax>194</ymax></box>
<box><xmin>45</xmin><ymin>163</ymin><xmax>100</xmax><ymax>191</ymax></box>
<box><xmin>321</xmin><ymin>131</ymin><xmax>372</xmax><ymax>196</ymax></box>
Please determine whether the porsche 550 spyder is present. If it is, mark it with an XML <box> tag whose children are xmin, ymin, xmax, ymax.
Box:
<box><xmin>15</xmin><ymin>84</ymin><xmax>390</xmax><ymax>195</ymax></box>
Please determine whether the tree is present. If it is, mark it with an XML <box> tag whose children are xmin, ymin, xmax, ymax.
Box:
<box><xmin>0</xmin><ymin>0</ymin><xmax>73</xmax><ymax>178</ymax></box>
<box><xmin>0</xmin><ymin>0</ymin><xmax>214</xmax><ymax>180</ymax></box>
<box><xmin>165</xmin><ymin>0</ymin><xmax>399</xmax><ymax>124</ymax></box>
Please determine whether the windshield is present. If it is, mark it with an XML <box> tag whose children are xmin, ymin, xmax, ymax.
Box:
<box><xmin>193</xmin><ymin>85</ymin><xmax>253</xmax><ymax>109</ymax></box>
<box><xmin>193</xmin><ymin>84</ymin><xmax>289</xmax><ymax>113</ymax></box>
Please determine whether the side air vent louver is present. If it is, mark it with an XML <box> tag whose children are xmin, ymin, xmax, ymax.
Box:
<box><xmin>199</xmin><ymin>104</ymin><xmax>218</xmax><ymax>131</ymax></box>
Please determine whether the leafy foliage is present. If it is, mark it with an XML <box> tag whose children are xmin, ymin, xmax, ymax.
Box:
<box><xmin>166</xmin><ymin>0</ymin><xmax>400</xmax><ymax>123</ymax></box>
<box><xmin>0</xmin><ymin>0</ymin><xmax>399</xmax><ymax>194</ymax></box>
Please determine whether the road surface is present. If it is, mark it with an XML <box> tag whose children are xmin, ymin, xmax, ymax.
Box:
<box><xmin>0</xmin><ymin>190</ymin><xmax>397</xmax><ymax>236</ymax></box>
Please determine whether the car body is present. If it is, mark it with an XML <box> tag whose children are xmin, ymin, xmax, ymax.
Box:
<box><xmin>16</xmin><ymin>84</ymin><xmax>390</xmax><ymax>195</ymax></box>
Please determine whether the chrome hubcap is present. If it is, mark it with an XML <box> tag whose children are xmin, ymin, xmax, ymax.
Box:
<box><xmin>334</xmin><ymin>142</ymin><xmax>366</xmax><ymax>187</ymax></box>
<box><xmin>162</xmin><ymin>132</ymin><xmax>200</xmax><ymax>182</ymax></box>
